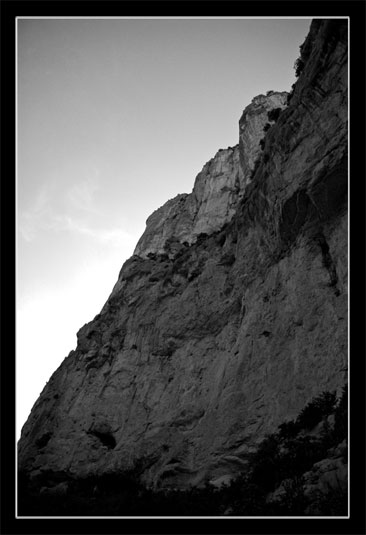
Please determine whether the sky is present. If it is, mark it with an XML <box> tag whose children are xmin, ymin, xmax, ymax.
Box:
<box><xmin>16</xmin><ymin>17</ymin><xmax>311</xmax><ymax>438</ymax></box>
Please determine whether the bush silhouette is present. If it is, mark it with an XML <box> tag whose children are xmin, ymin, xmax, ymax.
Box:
<box><xmin>267</xmin><ymin>108</ymin><xmax>282</xmax><ymax>122</ymax></box>
<box><xmin>296</xmin><ymin>391</ymin><xmax>337</xmax><ymax>430</ymax></box>
<box><xmin>294</xmin><ymin>57</ymin><xmax>305</xmax><ymax>77</ymax></box>
<box><xmin>278</xmin><ymin>420</ymin><xmax>299</xmax><ymax>440</ymax></box>
<box><xmin>333</xmin><ymin>385</ymin><xmax>347</xmax><ymax>444</ymax></box>
<box><xmin>18</xmin><ymin>387</ymin><xmax>347</xmax><ymax>516</ymax></box>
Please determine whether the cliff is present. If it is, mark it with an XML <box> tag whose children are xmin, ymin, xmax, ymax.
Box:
<box><xmin>134</xmin><ymin>91</ymin><xmax>288</xmax><ymax>258</ymax></box>
<box><xmin>18</xmin><ymin>19</ymin><xmax>348</xmax><ymax>500</ymax></box>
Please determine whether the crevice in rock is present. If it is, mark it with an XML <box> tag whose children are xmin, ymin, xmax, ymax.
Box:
<box><xmin>261</xmin><ymin>331</ymin><xmax>271</xmax><ymax>338</ymax></box>
<box><xmin>279</xmin><ymin>189</ymin><xmax>310</xmax><ymax>247</ymax></box>
<box><xmin>315</xmin><ymin>233</ymin><xmax>339</xmax><ymax>294</ymax></box>
<box><xmin>36</xmin><ymin>432</ymin><xmax>52</xmax><ymax>449</ymax></box>
<box><xmin>307</xmin><ymin>158</ymin><xmax>348</xmax><ymax>222</ymax></box>
<box><xmin>218</xmin><ymin>252</ymin><xmax>236</xmax><ymax>267</ymax></box>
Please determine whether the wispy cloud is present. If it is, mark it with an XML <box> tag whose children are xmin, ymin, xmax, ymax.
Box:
<box><xmin>67</xmin><ymin>176</ymin><xmax>101</xmax><ymax>214</ymax></box>
<box><xmin>19</xmin><ymin>179</ymin><xmax>137</xmax><ymax>250</ymax></box>
<box><xmin>57</xmin><ymin>215</ymin><xmax>137</xmax><ymax>249</ymax></box>
<box><xmin>20</xmin><ymin>210</ymin><xmax>136</xmax><ymax>250</ymax></box>
<box><xmin>18</xmin><ymin>174</ymin><xmax>138</xmax><ymax>248</ymax></box>
<box><xmin>18</xmin><ymin>185</ymin><xmax>52</xmax><ymax>242</ymax></box>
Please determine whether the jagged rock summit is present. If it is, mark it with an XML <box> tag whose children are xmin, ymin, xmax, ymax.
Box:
<box><xmin>18</xmin><ymin>20</ymin><xmax>348</xmax><ymax>494</ymax></box>
<box><xmin>134</xmin><ymin>91</ymin><xmax>288</xmax><ymax>258</ymax></box>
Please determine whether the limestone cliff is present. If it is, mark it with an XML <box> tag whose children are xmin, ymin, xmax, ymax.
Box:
<box><xmin>18</xmin><ymin>19</ymin><xmax>348</xmax><ymax>494</ymax></box>
<box><xmin>134</xmin><ymin>91</ymin><xmax>287</xmax><ymax>258</ymax></box>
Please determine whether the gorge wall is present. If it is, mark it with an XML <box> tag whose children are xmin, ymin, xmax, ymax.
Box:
<box><xmin>18</xmin><ymin>19</ymin><xmax>348</xmax><ymax>492</ymax></box>
<box><xmin>133</xmin><ymin>91</ymin><xmax>287</xmax><ymax>258</ymax></box>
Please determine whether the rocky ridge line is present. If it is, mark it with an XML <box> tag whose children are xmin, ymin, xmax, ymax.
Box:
<box><xmin>133</xmin><ymin>91</ymin><xmax>287</xmax><ymax>258</ymax></box>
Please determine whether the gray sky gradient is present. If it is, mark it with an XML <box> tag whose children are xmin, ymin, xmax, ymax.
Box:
<box><xmin>17</xmin><ymin>17</ymin><xmax>311</xmax><ymax>437</ymax></box>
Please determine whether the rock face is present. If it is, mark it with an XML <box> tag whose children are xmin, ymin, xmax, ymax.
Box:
<box><xmin>18</xmin><ymin>20</ymin><xmax>348</xmax><ymax>492</ymax></box>
<box><xmin>134</xmin><ymin>92</ymin><xmax>287</xmax><ymax>258</ymax></box>
<box><xmin>238</xmin><ymin>91</ymin><xmax>288</xmax><ymax>186</ymax></box>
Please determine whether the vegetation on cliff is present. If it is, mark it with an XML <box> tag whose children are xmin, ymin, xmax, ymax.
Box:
<box><xmin>18</xmin><ymin>387</ymin><xmax>347</xmax><ymax>516</ymax></box>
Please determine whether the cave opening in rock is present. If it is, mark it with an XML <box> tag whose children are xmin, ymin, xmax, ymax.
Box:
<box><xmin>36</xmin><ymin>432</ymin><xmax>52</xmax><ymax>449</ymax></box>
<box><xmin>91</xmin><ymin>430</ymin><xmax>116</xmax><ymax>449</ymax></box>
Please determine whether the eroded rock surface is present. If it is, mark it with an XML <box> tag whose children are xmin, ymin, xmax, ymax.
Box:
<box><xmin>238</xmin><ymin>91</ymin><xmax>287</xmax><ymax>186</ymax></box>
<box><xmin>18</xmin><ymin>20</ymin><xmax>348</xmax><ymax>491</ymax></box>
<box><xmin>134</xmin><ymin>92</ymin><xmax>287</xmax><ymax>258</ymax></box>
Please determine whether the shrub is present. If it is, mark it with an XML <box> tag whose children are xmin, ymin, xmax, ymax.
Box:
<box><xmin>294</xmin><ymin>57</ymin><xmax>305</xmax><ymax>77</ymax></box>
<box><xmin>267</xmin><ymin>107</ymin><xmax>282</xmax><ymax>122</ymax></box>
<box><xmin>275</xmin><ymin>476</ymin><xmax>308</xmax><ymax>515</ymax></box>
<box><xmin>333</xmin><ymin>385</ymin><xmax>348</xmax><ymax>443</ymax></box>
<box><xmin>310</xmin><ymin>484</ymin><xmax>348</xmax><ymax>516</ymax></box>
<box><xmin>278</xmin><ymin>420</ymin><xmax>299</xmax><ymax>441</ymax></box>
<box><xmin>296</xmin><ymin>391</ymin><xmax>337</xmax><ymax>430</ymax></box>
<box><xmin>279</xmin><ymin>436</ymin><xmax>325</xmax><ymax>480</ymax></box>
<box><xmin>18</xmin><ymin>387</ymin><xmax>347</xmax><ymax>517</ymax></box>
<box><xmin>250</xmin><ymin>434</ymin><xmax>281</xmax><ymax>492</ymax></box>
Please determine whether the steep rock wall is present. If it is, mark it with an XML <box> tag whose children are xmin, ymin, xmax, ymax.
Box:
<box><xmin>18</xmin><ymin>20</ymin><xmax>348</xmax><ymax>490</ymax></box>
<box><xmin>134</xmin><ymin>92</ymin><xmax>287</xmax><ymax>258</ymax></box>
<box><xmin>238</xmin><ymin>91</ymin><xmax>287</xmax><ymax>186</ymax></box>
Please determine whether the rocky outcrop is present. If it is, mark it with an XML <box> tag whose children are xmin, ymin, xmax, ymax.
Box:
<box><xmin>303</xmin><ymin>448</ymin><xmax>348</xmax><ymax>504</ymax></box>
<box><xmin>18</xmin><ymin>19</ymin><xmax>348</xmax><ymax>494</ymax></box>
<box><xmin>134</xmin><ymin>92</ymin><xmax>287</xmax><ymax>258</ymax></box>
<box><xmin>238</xmin><ymin>91</ymin><xmax>287</xmax><ymax>186</ymax></box>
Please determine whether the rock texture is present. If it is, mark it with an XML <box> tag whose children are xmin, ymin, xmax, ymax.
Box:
<box><xmin>134</xmin><ymin>92</ymin><xmax>287</xmax><ymax>258</ymax></box>
<box><xmin>238</xmin><ymin>91</ymin><xmax>287</xmax><ymax>186</ymax></box>
<box><xmin>303</xmin><ymin>449</ymin><xmax>348</xmax><ymax>505</ymax></box>
<box><xmin>18</xmin><ymin>20</ymin><xmax>348</xmax><ymax>492</ymax></box>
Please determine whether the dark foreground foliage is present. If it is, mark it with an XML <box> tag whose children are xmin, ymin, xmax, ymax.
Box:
<box><xmin>18</xmin><ymin>387</ymin><xmax>347</xmax><ymax>516</ymax></box>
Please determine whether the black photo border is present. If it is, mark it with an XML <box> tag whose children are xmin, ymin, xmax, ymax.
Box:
<box><xmin>1</xmin><ymin>1</ymin><xmax>365</xmax><ymax>534</ymax></box>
